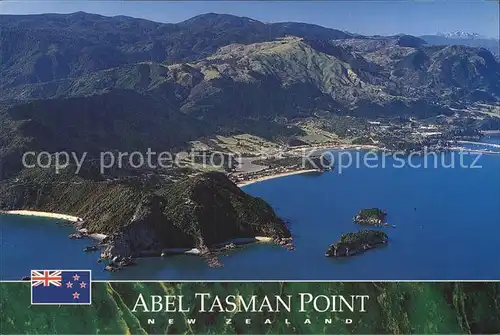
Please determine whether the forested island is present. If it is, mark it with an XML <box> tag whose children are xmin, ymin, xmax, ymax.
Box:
<box><xmin>325</xmin><ymin>230</ymin><xmax>388</xmax><ymax>257</ymax></box>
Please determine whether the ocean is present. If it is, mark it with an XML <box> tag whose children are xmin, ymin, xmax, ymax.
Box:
<box><xmin>1</xmin><ymin>136</ymin><xmax>499</xmax><ymax>280</ymax></box>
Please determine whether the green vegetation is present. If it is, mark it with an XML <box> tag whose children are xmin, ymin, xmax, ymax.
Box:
<box><xmin>0</xmin><ymin>171</ymin><xmax>290</xmax><ymax>258</ymax></box>
<box><xmin>1</xmin><ymin>13</ymin><xmax>498</xmax><ymax>182</ymax></box>
<box><xmin>251</xmin><ymin>155</ymin><xmax>332</xmax><ymax>171</ymax></box>
<box><xmin>326</xmin><ymin>230</ymin><xmax>388</xmax><ymax>257</ymax></box>
<box><xmin>357</xmin><ymin>208</ymin><xmax>386</xmax><ymax>221</ymax></box>
<box><xmin>337</xmin><ymin>230</ymin><xmax>388</xmax><ymax>246</ymax></box>
<box><xmin>2</xmin><ymin>281</ymin><xmax>500</xmax><ymax>334</ymax></box>
<box><xmin>354</xmin><ymin>208</ymin><xmax>387</xmax><ymax>226</ymax></box>
<box><xmin>351</xmin><ymin>136</ymin><xmax>373</xmax><ymax>145</ymax></box>
<box><xmin>156</xmin><ymin>172</ymin><xmax>291</xmax><ymax>248</ymax></box>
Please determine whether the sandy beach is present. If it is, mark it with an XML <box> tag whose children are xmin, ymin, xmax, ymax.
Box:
<box><xmin>1</xmin><ymin>210</ymin><xmax>82</xmax><ymax>222</ymax></box>
<box><xmin>237</xmin><ymin>169</ymin><xmax>319</xmax><ymax>187</ymax></box>
<box><xmin>254</xmin><ymin>236</ymin><xmax>274</xmax><ymax>242</ymax></box>
<box><xmin>0</xmin><ymin>210</ymin><xmax>111</xmax><ymax>242</ymax></box>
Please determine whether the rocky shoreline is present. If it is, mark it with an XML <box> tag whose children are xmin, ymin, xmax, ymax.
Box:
<box><xmin>19</xmin><ymin>216</ymin><xmax>294</xmax><ymax>273</ymax></box>
<box><xmin>37</xmin><ymin>215</ymin><xmax>295</xmax><ymax>272</ymax></box>
<box><xmin>95</xmin><ymin>235</ymin><xmax>295</xmax><ymax>271</ymax></box>
<box><xmin>325</xmin><ymin>230</ymin><xmax>388</xmax><ymax>257</ymax></box>
<box><xmin>1</xmin><ymin>172</ymin><xmax>294</xmax><ymax>272</ymax></box>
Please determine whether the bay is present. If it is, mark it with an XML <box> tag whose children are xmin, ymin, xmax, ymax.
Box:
<box><xmin>1</xmin><ymin>140</ymin><xmax>499</xmax><ymax>280</ymax></box>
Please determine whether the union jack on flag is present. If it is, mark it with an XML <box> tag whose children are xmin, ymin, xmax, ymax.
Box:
<box><xmin>31</xmin><ymin>270</ymin><xmax>62</xmax><ymax>287</ymax></box>
<box><xmin>31</xmin><ymin>269</ymin><xmax>91</xmax><ymax>305</ymax></box>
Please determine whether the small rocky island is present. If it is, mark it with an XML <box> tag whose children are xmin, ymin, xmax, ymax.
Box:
<box><xmin>325</xmin><ymin>230</ymin><xmax>388</xmax><ymax>257</ymax></box>
<box><xmin>353</xmin><ymin>208</ymin><xmax>387</xmax><ymax>226</ymax></box>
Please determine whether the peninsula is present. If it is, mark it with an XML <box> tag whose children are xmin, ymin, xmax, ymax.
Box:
<box><xmin>0</xmin><ymin>171</ymin><xmax>293</xmax><ymax>269</ymax></box>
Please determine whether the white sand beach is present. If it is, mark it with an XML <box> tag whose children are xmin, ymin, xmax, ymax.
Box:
<box><xmin>1</xmin><ymin>210</ymin><xmax>111</xmax><ymax>241</ymax></box>
<box><xmin>1</xmin><ymin>210</ymin><xmax>82</xmax><ymax>222</ymax></box>
<box><xmin>254</xmin><ymin>236</ymin><xmax>275</xmax><ymax>242</ymax></box>
<box><xmin>237</xmin><ymin>169</ymin><xmax>318</xmax><ymax>187</ymax></box>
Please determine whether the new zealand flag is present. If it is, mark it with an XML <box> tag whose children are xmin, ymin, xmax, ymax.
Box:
<box><xmin>31</xmin><ymin>270</ymin><xmax>92</xmax><ymax>305</ymax></box>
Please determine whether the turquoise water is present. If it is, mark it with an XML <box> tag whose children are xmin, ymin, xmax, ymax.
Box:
<box><xmin>1</xmin><ymin>140</ymin><xmax>499</xmax><ymax>280</ymax></box>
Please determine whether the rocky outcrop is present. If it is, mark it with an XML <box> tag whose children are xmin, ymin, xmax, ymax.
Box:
<box><xmin>353</xmin><ymin>208</ymin><xmax>387</xmax><ymax>226</ymax></box>
<box><xmin>325</xmin><ymin>230</ymin><xmax>388</xmax><ymax>257</ymax></box>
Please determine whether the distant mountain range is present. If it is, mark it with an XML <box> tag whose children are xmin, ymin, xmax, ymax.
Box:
<box><xmin>1</xmin><ymin>12</ymin><xmax>498</xmax><ymax>104</ymax></box>
<box><xmin>437</xmin><ymin>31</ymin><xmax>483</xmax><ymax>39</ymax></box>
<box><xmin>0</xmin><ymin>12</ymin><xmax>499</xmax><ymax>178</ymax></box>
<box><xmin>419</xmin><ymin>32</ymin><xmax>499</xmax><ymax>55</ymax></box>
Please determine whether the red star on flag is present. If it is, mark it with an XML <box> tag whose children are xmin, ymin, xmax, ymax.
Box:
<box><xmin>73</xmin><ymin>274</ymin><xmax>80</xmax><ymax>281</ymax></box>
<box><xmin>66</xmin><ymin>282</ymin><xmax>73</xmax><ymax>288</ymax></box>
<box><xmin>80</xmin><ymin>282</ymin><xmax>87</xmax><ymax>288</ymax></box>
<box><xmin>72</xmin><ymin>292</ymin><xmax>80</xmax><ymax>299</ymax></box>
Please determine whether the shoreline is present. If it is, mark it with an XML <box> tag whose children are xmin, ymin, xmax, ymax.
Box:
<box><xmin>0</xmin><ymin>210</ymin><xmax>275</xmax><ymax>254</ymax></box>
<box><xmin>234</xmin><ymin>143</ymin><xmax>379</xmax><ymax>188</ymax></box>
<box><xmin>456</xmin><ymin>140</ymin><xmax>500</xmax><ymax>148</ymax></box>
<box><xmin>160</xmin><ymin>236</ymin><xmax>275</xmax><ymax>256</ymax></box>
<box><xmin>0</xmin><ymin>210</ymin><xmax>109</xmax><ymax>241</ymax></box>
<box><xmin>237</xmin><ymin>169</ymin><xmax>319</xmax><ymax>187</ymax></box>
<box><xmin>0</xmin><ymin>210</ymin><xmax>82</xmax><ymax>222</ymax></box>
<box><xmin>449</xmin><ymin>147</ymin><xmax>500</xmax><ymax>155</ymax></box>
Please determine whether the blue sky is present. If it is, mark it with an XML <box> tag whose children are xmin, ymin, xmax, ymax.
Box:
<box><xmin>1</xmin><ymin>1</ymin><xmax>499</xmax><ymax>38</ymax></box>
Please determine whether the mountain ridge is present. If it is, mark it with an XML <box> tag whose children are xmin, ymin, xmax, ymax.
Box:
<box><xmin>1</xmin><ymin>11</ymin><xmax>499</xmax><ymax>180</ymax></box>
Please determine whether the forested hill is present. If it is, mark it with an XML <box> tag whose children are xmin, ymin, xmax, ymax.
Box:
<box><xmin>1</xmin><ymin>11</ymin><xmax>498</xmax><ymax>107</ymax></box>
<box><xmin>0</xmin><ymin>12</ymin><xmax>499</xmax><ymax>179</ymax></box>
